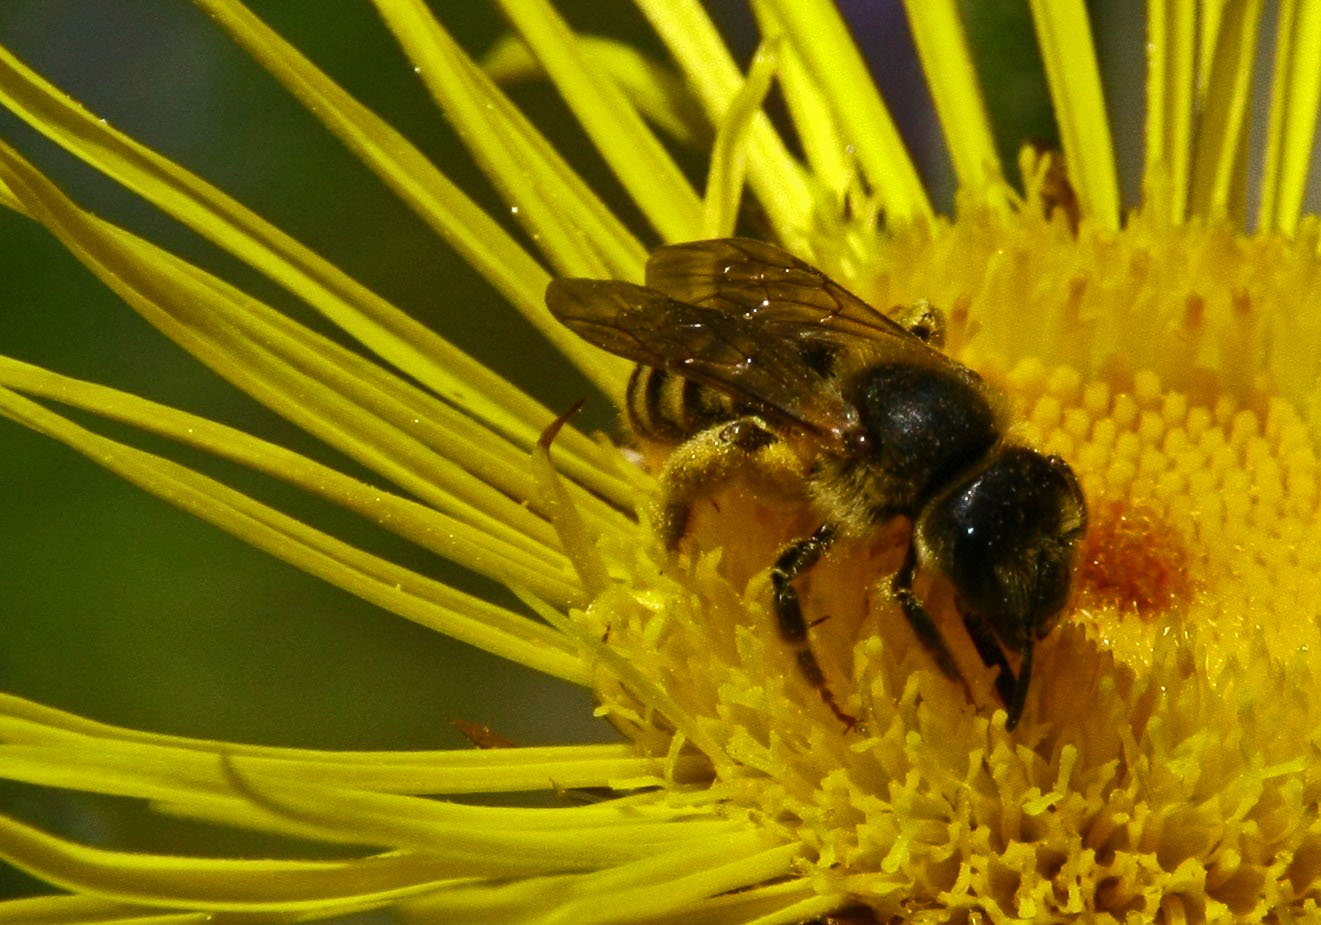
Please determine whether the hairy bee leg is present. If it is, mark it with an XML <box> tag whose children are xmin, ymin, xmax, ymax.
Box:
<box><xmin>655</xmin><ymin>417</ymin><xmax>797</xmax><ymax>548</ymax></box>
<box><xmin>891</xmin><ymin>544</ymin><xmax>965</xmax><ymax>685</ymax></box>
<box><xmin>771</xmin><ymin>524</ymin><xmax>858</xmax><ymax>729</ymax></box>
<box><xmin>958</xmin><ymin>606</ymin><xmax>1018</xmax><ymax>713</ymax></box>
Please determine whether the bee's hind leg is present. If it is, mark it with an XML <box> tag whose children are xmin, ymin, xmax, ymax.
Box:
<box><xmin>771</xmin><ymin>524</ymin><xmax>859</xmax><ymax>729</ymax></box>
<box><xmin>654</xmin><ymin>417</ymin><xmax>800</xmax><ymax>549</ymax></box>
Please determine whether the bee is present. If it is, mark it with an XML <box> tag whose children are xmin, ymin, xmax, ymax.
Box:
<box><xmin>546</xmin><ymin>238</ymin><xmax>1087</xmax><ymax>730</ymax></box>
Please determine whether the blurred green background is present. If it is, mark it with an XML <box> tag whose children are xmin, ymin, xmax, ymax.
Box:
<box><xmin>0</xmin><ymin>0</ymin><xmax>1080</xmax><ymax>906</ymax></box>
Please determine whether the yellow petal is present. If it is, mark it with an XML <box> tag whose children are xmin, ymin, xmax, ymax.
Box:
<box><xmin>1029</xmin><ymin>0</ymin><xmax>1120</xmax><ymax>229</ymax></box>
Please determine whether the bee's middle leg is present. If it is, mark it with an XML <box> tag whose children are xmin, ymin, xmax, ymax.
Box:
<box><xmin>957</xmin><ymin>607</ymin><xmax>1016</xmax><ymax>707</ymax></box>
<box><xmin>771</xmin><ymin>524</ymin><xmax>859</xmax><ymax>729</ymax></box>
<box><xmin>655</xmin><ymin>417</ymin><xmax>800</xmax><ymax>548</ymax></box>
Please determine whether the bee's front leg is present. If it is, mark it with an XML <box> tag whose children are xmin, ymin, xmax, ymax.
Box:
<box><xmin>891</xmin><ymin>545</ymin><xmax>1031</xmax><ymax>729</ymax></box>
<box><xmin>890</xmin><ymin>544</ymin><xmax>969</xmax><ymax>695</ymax></box>
<box><xmin>955</xmin><ymin>604</ymin><xmax>1020</xmax><ymax>725</ymax></box>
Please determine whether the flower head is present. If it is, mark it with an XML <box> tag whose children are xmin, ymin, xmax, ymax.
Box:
<box><xmin>1</xmin><ymin>2</ymin><xmax>1321</xmax><ymax>923</ymax></box>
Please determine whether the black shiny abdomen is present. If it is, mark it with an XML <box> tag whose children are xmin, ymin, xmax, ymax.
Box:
<box><xmin>851</xmin><ymin>362</ymin><xmax>998</xmax><ymax>510</ymax></box>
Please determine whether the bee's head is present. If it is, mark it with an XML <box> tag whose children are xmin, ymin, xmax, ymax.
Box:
<box><xmin>917</xmin><ymin>447</ymin><xmax>1088</xmax><ymax>650</ymax></box>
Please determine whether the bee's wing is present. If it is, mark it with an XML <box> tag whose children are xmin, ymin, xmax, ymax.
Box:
<box><xmin>644</xmin><ymin>237</ymin><xmax>925</xmax><ymax>346</ymax></box>
<box><xmin>546</xmin><ymin>277</ymin><xmax>860</xmax><ymax>444</ymax></box>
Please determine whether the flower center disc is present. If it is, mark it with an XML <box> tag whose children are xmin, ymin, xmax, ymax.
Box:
<box><xmin>585</xmin><ymin>207</ymin><xmax>1321</xmax><ymax>919</ymax></box>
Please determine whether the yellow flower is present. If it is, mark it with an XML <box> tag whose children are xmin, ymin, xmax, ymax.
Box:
<box><xmin>1</xmin><ymin>2</ymin><xmax>1320</xmax><ymax>923</ymax></box>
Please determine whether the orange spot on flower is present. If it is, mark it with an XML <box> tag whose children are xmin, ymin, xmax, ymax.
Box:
<box><xmin>1075</xmin><ymin>498</ymin><xmax>1196</xmax><ymax>618</ymax></box>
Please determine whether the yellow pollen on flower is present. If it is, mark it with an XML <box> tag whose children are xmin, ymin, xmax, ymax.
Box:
<box><xmin>574</xmin><ymin>185</ymin><xmax>1321</xmax><ymax>919</ymax></box>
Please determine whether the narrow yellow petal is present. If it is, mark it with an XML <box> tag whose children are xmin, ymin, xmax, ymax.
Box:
<box><xmin>489</xmin><ymin>0</ymin><xmax>705</xmax><ymax>243</ymax></box>
<box><xmin>214</xmin><ymin>767</ymin><xmax>739</xmax><ymax>868</ymax></box>
<box><xmin>361</xmin><ymin>0</ymin><xmax>646</xmax><ymax>286</ymax></box>
<box><xmin>0</xmin><ymin>812</ymin><xmax>447</xmax><ymax>912</ymax></box>
<box><xmin>1144</xmin><ymin>0</ymin><xmax>1197</xmax><ymax>222</ymax></box>
<box><xmin>656</xmin><ymin>879</ymin><xmax>824</xmax><ymax>925</ymax></box>
<box><xmin>1029</xmin><ymin>0</ymin><xmax>1120</xmax><ymax>229</ymax></box>
<box><xmin>1257</xmin><ymin>0</ymin><xmax>1321</xmax><ymax>234</ymax></box>
<box><xmin>0</xmin><ymin>895</ymin><xmax>206</xmax><ymax>924</ymax></box>
<box><xmin>743</xmin><ymin>894</ymin><xmax>852</xmax><ymax>925</ymax></box>
<box><xmin>1197</xmin><ymin>0</ymin><xmax>1227</xmax><ymax>98</ymax></box>
<box><xmin>0</xmin><ymin>175</ymin><xmax>24</xmax><ymax>215</ymax></box>
<box><xmin>0</xmin><ymin>356</ymin><xmax>617</xmax><ymax>648</ymax></box>
<box><xmin>0</xmin><ymin>39</ymin><xmax>623</xmax><ymax>448</ymax></box>
<box><xmin>751</xmin><ymin>3</ymin><xmax>850</xmax><ymax>197</ymax></box>
<box><xmin>902</xmin><ymin>0</ymin><xmax>1005</xmax><ymax>202</ymax></box>
<box><xmin>0</xmin><ymin>136</ymin><xmax>635</xmax><ymax>519</ymax></box>
<box><xmin>1188</xmin><ymin>0</ymin><xmax>1265</xmax><ymax>220</ymax></box>
<box><xmin>0</xmin><ymin>740</ymin><xmax>708</xmax><ymax>813</ymax></box>
<box><xmin>0</xmin><ymin>386</ymin><xmax>588</xmax><ymax>679</ymax></box>
<box><xmin>0</xmin><ymin>146</ymin><xmax>617</xmax><ymax>548</ymax></box>
<box><xmin>701</xmin><ymin>38</ymin><xmax>779</xmax><ymax>239</ymax></box>
<box><xmin>400</xmin><ymin>832</ymin><xmax>794</xmax><ymax>923</ymax></box>
<box><xmin>542</xmin><ymin>841</ymin><xmax>803</xmax><ymax>924</ymax></box>
<box><xmin>0</xmin><ymin>739</ymin><xmax>700</xmax><ymax>804</ymax></box>
<box><xmin>632</xmin><ymin>0</ymin><xmax>815</xmax><ymax>248</ymax></box>
<box><xmin>194</xmin><ymin>0</ymin><xmax>636</xmax><ymax>402</ymax></box>
<box><xmin>399</xmin><ymin>853</ymin><xmax>811</xmax><ymax>924</ymax></box>
<box><xmin>1</xmin><ymin>694</ymin><xmax>695</xmax><ymax>794</ymax></box>
<box><xmin>0</xmin><ymin>748</ymin><xmax>287</xmax><ymax>836</ymax></box>
<box><xmin>484</xmin><ymin>34</ymin><xmax>708</xmax><ymax>148</ymax></box>
<box><xmin>762</xmin><ymin>0</ymin><xmax>933</xmax><ymax>222</ymax></box>
<box><xmin>533</xmin><ymin>407</ymin><xmax>612</xmax><ymax>596</ymax></box>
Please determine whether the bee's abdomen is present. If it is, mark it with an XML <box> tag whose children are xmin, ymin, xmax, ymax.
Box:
<box><xmin>626</xmin><ymin>365</ymin><xmax>734</xmax><ymax>441</ymax></box>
